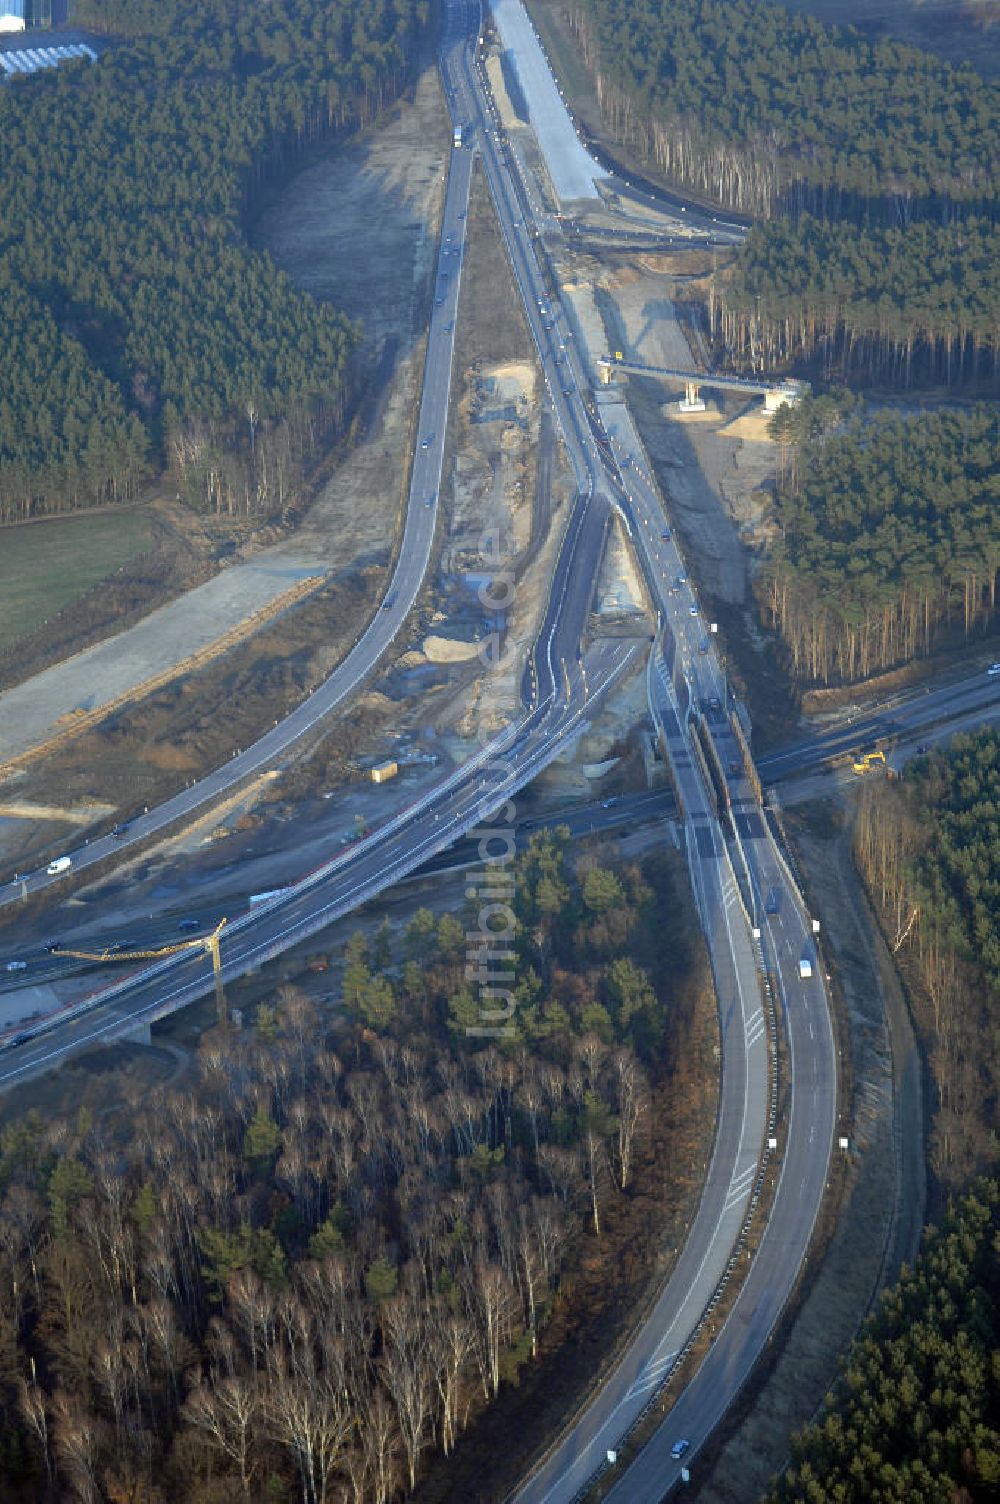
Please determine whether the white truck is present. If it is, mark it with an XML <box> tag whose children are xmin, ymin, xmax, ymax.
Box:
<box><xmin>453</xmin><ymin>123</ymin><xmax>463</xmax><ymax>148</ymax></box>
<box><xmin>798</xmin><ymin>957</ymin><xmax>813</xmax><ymax>980</ymax></box>
<box><xmin>46</xmin><ymin>856</ymin><xmax>72</xmax><ymax>876</ymax></box>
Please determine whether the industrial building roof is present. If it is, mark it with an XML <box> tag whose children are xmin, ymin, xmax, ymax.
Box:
<box><xmin>0</xmin><ymin>39</ymin><xmax>95</xmax><ymax>74</ymax></box>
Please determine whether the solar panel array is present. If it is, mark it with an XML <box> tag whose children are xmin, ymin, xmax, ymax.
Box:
<box><xmin>0</xmin><ymin>41</ymin><xmax>96</xmax><ymax>75</ymax></box>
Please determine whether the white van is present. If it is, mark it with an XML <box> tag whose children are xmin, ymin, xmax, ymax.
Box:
<box><xmin>46</xmin><ymin>856</ymin><xmax>72</xmax><ymax>876</ymax></box>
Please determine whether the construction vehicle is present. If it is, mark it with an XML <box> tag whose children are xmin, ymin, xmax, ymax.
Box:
<box><xmin>50</xmin><ymin>918</ymin><xmax>229</xmax><ymax>1023</ymax></box>
<box><xmin>852</xmin><ymin>749</ymin><xmax>886</xmax><ymax>776</ymax></box>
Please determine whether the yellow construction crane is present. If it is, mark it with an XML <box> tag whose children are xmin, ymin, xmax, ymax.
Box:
<box><xmin>852</xmin><ymin>749</ymin><xmax>887</xmax><ymax>776</ymax></box>
<box><xmin>51</xmin><ymin>918</ymin><xmax>229</xmax><ymax>1023</ymax></box>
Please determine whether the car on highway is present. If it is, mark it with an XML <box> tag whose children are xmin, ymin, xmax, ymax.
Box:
<box><xmin>989</xmin><ymin>663</ymin><xmax>1000</xmax><ymax>676</ymax></box>
<box><xmin>4</xmin><ymin>961</ymin><xmax>27</xmax><ymax>972</ymax></box>
<box><xmin>383</xmin><ymin>593</ymin><xmax>397</xmax><ymax>610</ymax></box>
<box><xmin>699</xmin><ymin>637</ymin><xmax>709</xmax><ymax>652</ymax></box>
<box><xmin>915</xmin><ymin>743</ymin><xmax>930</xmax><ymax>754</ymax></box>
<box><xmin>689</xmin><ymin>604</ymin><xmax>698</xmax><ymax>616</ymax></box>
<box><xmin>661</xmin><ymin>528</ymin><xmax>671</xmax><ymax>539</ymax></box>
<box><xmin>670</xmin><ymin>1439</ymin><xmax>690</xmax><ymax>1460</ymax></box>
<box><xmin>177</xmin><ymin>918</ymin><xmax>200</xmax><ymax>933</ymax></box>
<box><xmin>425</xmin><ymin>495</ymin><xmax>435</xmax><ymax>508</ymax></box>
<box><xmin>420</xmin><ymin>435</ymin><xmax>433</xmax><ymax>449</ymax></box>
<box><xmin>675</xmin><ymin>573</ymin><xmax>686</xmax><ymax>586</ymax></box>
<box><xmin>111</xmin><ymin>824</ymin><xmax>129</xmax><ymax>840</ymax></box>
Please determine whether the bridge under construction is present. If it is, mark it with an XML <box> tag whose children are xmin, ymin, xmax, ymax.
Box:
<box><xmin>597</xmin><ymin>352</ymin><xmax>808</xmax><ymax>412</ymax></box>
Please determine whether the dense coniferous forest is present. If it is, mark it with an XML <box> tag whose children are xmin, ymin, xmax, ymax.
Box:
<box><xmin>856</xmin><ymin>730</ymin><xmax>1000</xmax><ymax>1185</ymax></box>
<box><xmin>561</xmin><ymin>0</ymin><xmax>1000</xmax><ymax>385</ymax></box>
<box><xmin>0</xmin><ymin>0</ymin><xmax>428</xmax><ymax>522</ymax></box>
<box><xmin>0</xmin><ymin>836</ymin><xmax>706</xmax><ymax>1501</ymax></box>
<box><xmin>719</xmin><ymin>215</ymin><xmax>1000</xmax><ymax>384</ymax></box>
<box><xmin>767</xmin><ymin>1181</ymin><xmax>1000</xmax><ymax>1502</ymax></box>
<box><xmin>566</xmin><ymin>0</ymin><xmax>999</xmax><ymax>215</ymax></box>
<box><xmin>762</xmin><ymin>402</ymin><xmax>1000</xmax><ymax>684</ymax></box>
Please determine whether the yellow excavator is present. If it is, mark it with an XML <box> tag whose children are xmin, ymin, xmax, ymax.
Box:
<box><xmin>50</xmin><ymin>918</ymin><xmax>229</xmax><ymax>1023</ymax></box>
<box><xmin>852</xmin><ymin>749</ymin><xmax>887</xmax><ymax>776</ymax></box>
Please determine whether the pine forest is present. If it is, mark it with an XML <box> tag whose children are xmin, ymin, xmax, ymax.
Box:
<box><xmin>0</xmin><ymin>835</ymin><xmax>709</xmax><ymax>1502</ymax></box>
<box><xmin>0</xmin><ymin>0</ymin><xmax>428</xmax><ymax>522</ymax></box>
<box><xmin>763</xmin><ymin>402</ymin><xmax>1000</xmax><ymax>684</ymax></box>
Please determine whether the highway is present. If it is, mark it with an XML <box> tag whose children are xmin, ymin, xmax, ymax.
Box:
<box><xmin>600</xmin><ymin>417</ymin><xmax>836</xmax><ymax>1503</ymax></box>
<box><xmin>0</xmin><ymin>3</ymin><xmax>479</xmax><ymax>913</ymax></box>
<box><xmin>468</xmin><ymin>6</ymin><xmax>835</xmax><ymax>1502</ymax></box>
<box><xmin>0</xmin><ymin>636</ymin><xmax>637</xmax><ymax>1089</ymax></box>
<box><xmin>0</xmin><ymin>0</ymin><xmax>641</xmax><ymax>1080</ymax></box>
<box><xmin>0</xmin><ymin>4</ymin><xmax>975</xmax><ymax>1497</ymax></box>
<box><xmin>758</xmin><ymin>668</ymin><xmax>1000</xmax><ymax>783</ymax></box>
<box><xmin>0</xmin><ymin>12</ymin><xmax>895</xmax><ymax>1492</ymax></box>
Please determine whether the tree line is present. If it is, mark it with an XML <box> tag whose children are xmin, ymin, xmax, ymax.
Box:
<box><xmin>566</xmin><ymin>0</ymin><xmax>999</xmax><ymax>216</ymax></box>
<box><xmin>767</xmin><ymin>1179</ymin><xmax>1000</xmax><ymax>1502</ymax></box>
<box><xmin>0</xmin><ymin>0</ymin><xmax>427</xmax><ymax>522</ymax></box>
<box><xmin>719</xmin><ymin>214</ymin><xmax>1000</xmax><ymax>386</ymax></box>
<box><xmin>0</xmin><ymin>832</ymin><xmax>704</xmax><ymax>1501</ymax></box>
<box><xmin>855</xmin><ymin>730</ymin><xmax>1000</xmax><ymax>1187</ymax></box>
<box><xmin>559</xmin><ymin>0</ymin><xmax>999</xmax><ymax>389</ymax></box>
<box><xmin>761</xmin><ymin>400</ymin><xmax>1000</xmax><ymax>685</ymax></box>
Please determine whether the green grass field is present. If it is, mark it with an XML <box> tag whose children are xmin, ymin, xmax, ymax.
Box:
<box><xmin>0</xmin><ymin>511</ymin><xmax>154</xmax><ymax>653</ymax></box>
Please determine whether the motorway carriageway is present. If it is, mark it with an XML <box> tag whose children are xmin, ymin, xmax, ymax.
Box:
<box><xmin>0</xmin><ymin>0</ymin><xmax>643</xmax><ymax>1084</ymax></box>
<box><xmin>0</xmin><ymin>6</ymin><xmax>479</xmax><ymax>918</ymax></box>
<box><xmin>477</xmin><ymin>7</ymin><xmax>834</xmax><ymax>1502</ymax></box>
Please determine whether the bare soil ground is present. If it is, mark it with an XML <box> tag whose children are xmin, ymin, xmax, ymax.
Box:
<box><xmin>574</xmin><ymin>253</ymin><xmax>799</xmax><ymax>745</ymax></box>
<box><xmin>0</xmin><ymin>146</ymin><xmax>572</xmax><ymax>891</ymax></box>
<box><xmin>434</xmin><ymin>162</ymin><xmax>578</xmax><ymax>741</ymax></box>
<box><xmin>590</xmin><ymin>260</ymin><xmax>777</xmax><ymax>611</ymax></box>
<box><xmin>0</xmin><ymin>62</ymin><xmax>450</xmax><ymax>762</ymax></box>
<box><xmin>0</xmin><ymin>571</ymin><xmax>386</xmax><ymax>876</ymax></box>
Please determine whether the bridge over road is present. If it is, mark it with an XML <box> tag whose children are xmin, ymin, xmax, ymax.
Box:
<box><xmin>597</xmin><ymin>353</ymin><xmax>808</xmax><ymax>413</ymax></box>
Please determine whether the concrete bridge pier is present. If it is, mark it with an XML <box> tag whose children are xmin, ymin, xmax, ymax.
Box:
<box><xmin>678</xmin><ymin>379</ymin><xmax>706</xmax><ymax>414</ymax></box>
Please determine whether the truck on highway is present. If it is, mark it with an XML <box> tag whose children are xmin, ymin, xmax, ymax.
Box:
<box><xmin>46</xmin><ymin>856</ymin><xmax>72</xmax><ymax>876</ymax></box>
<box><xmin>453</xmin><ymin>124</ymin><xmax>463</xmax><ymax>148</ymax></box>
<box><xmin>798</xmin><ymin>957</ymin><xmax>813</xmax><ymax>980</ymax></box>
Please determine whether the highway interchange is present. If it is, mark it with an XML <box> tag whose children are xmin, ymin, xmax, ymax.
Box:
<box><xmin>0</xmin><ymin>0</ymin><xmax>637</xmax><ymax>1083</ymax></box>
<box><xmin>0</xmin><ymin>1</ymin><xmax>997</xmax><ymax>1500</ymax></box>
